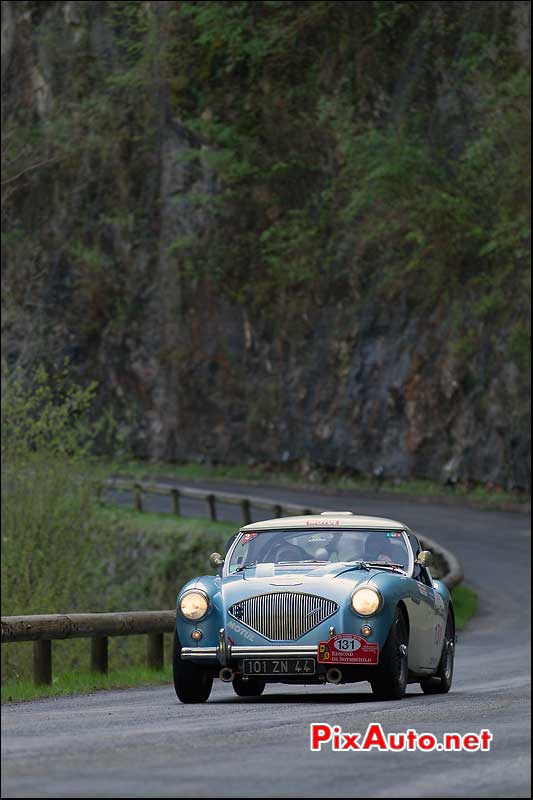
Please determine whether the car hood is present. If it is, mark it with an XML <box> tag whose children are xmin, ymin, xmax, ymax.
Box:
<box><xmin>220</xmin><ymin>562</ymin><xmax>386</xmax><ymax>607</ymax></box>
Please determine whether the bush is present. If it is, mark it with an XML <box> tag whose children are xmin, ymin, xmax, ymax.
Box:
<box><xmin>1</xmin><ymin>363</ymin><xmax>103</xmax><ymax>613</ymax></box>
<box><xmin>0</xmin><ymin>363</ymin><xmax>236</xmax><ymax>682</ymax></box>
<box><xmin>1</xmin><ymin>364</ymin><xmax>106</xmax><ymax>680</ymax></box>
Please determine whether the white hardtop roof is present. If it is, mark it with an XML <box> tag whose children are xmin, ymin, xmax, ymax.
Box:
<box><xmin>241</xmin><ymin>511</ymin><xmax>410</xmax><ymax>532</ymax></box>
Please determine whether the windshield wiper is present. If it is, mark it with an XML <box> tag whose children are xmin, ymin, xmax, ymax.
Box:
<box><xmin>362</xmin><ymin>561</ymin><xmax>405</xmax><ymax>572</ymax></box>
<box><xmin>234</xmin><ymin>561</ymin><xmax>258</xmax><ymax>573</ymax></box>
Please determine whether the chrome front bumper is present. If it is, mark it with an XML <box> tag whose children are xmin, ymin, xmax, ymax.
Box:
<box><xmin>180</xmin><ymin>644</ymin><xmax>318</xmax><ymax>663</ymax></box>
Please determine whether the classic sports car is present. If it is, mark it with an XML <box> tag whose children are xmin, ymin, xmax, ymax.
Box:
<box><xmin>173</xmin><ymin>512</ymin><xmax>455</xmax><ymax>703</ymax></box>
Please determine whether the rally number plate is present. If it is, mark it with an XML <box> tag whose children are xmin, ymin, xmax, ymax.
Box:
<box><xmin>242</xmin><ymin>658</ymin><xmax>316</xmax><ymax>676</ymax></box>
<box><xmin>317</xmin><ymin>634</ymin><xmax>379</xmax><ymax>665</ymax></box>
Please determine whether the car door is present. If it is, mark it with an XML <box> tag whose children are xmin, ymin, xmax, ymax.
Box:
<box><xmin>428</xmin><ymin>571</ymin><xmax>447</xmax><ymax>668</ymax></box>
<box><xmin>404</xmin><ymin>575</ymin><xmax>438</xmax><ymax>670</ymax></box>
<box><xmin>405</xmin><ymin>534</ymin><xmax>440</xmax><ymax>670</ymax></box>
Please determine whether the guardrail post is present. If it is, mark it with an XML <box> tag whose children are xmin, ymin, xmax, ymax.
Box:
<box><xmin>33</xmin><ymin>640</ymin><xmax>52</xmax><ymax>685</ymax></box>
<box><xmin>240</xmin><ymin>499</ymin><xmax>252</xmax><ymax>526</ymax></box>
<box><xmin>147</xmin><ymin>633</ymin><xmax>164</xmax><ymax>670</ymax></box>
<box><xmin>171</xmin><ymin>489</ymin><xmax>181</xmax><ymax>516</ymax></box>
<box><xmin>207</xmin><ymin>494</ymin><xmax>217</xmax><ymax>521</ymax></box>
<box><xmin>273</xmin><ymin>504</ymin><xmax>283</xmax><ymax>518</ymax></box>
<box><xmin>90</xmin><ymin>636</ymin><xmax>108</xmax><ymax>674</ymax></box>
<box><xmin>134</xmin><ymin>484</ymin><xmax>143</xmax><ymax>512</ymax></box>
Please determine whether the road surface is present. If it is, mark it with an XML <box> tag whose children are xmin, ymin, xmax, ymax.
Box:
<box><xmin>1</xmin><ymin>482</ymin><xmax>531</xmax><ymax>797</ymax></box>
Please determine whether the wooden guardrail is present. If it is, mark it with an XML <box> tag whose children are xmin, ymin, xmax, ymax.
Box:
<box><xmin>1</xmin><ymin>611</ymin><xmax>175</xmax><ymax>686</ymax></box>
<box><xmin>101</xmin><ymin>478</ymin><xmax>463</xmax><ymax>590</ymax></box>
<box><xmin>102</xmin><ymin>477</ymin><xmax>315</xmax><ymax>524</ymax></box>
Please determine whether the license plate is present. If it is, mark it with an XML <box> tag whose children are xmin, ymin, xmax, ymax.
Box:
<box><xmin>242</xmin><ymin>658</ymin><xmax>316</xmax><ymax>676</ymax></box>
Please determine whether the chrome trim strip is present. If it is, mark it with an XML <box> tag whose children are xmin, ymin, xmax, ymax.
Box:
<box><xmin>231</xmin><ymin>646</ymin><xmax>318</xmax><ymax>657</ymax></box>
<box><xmin>231</xmin><ymin>642</ymin><xmax>318</xmax><ymax>658</ymax></box>
<box><xmin>403</xmin><ymin>529</ymin><xmax>415</xmax><ymax>577</ymax></box>
<box><xmin>181</xmin><ymin>647</ymin><xmax>218</xmax><ymax>660</ymax></box>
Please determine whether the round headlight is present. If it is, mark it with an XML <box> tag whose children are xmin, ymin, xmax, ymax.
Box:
<box><xmin>351</xmin><ymin>587</ymin><xmax>382</xmax><ymax>616</ymax></box>
<box><xmin>179</xmin><ymin>590</ymin><xmax>209</xmax><ymax>621</ymax></box>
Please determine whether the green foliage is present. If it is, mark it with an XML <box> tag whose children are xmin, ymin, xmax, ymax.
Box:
<box><xmin>0</xmin><ymin>0</ymin><xmax>530</xmax><ymax>482</ymax></box>
<box><xmin>0</xmin><ymin>352</ymin><xmax>232</xmax><ymax>684</ymax></box>
<box><xmin>3</xmin><ymin>1</ymin><xmax>529</xmax><ymax>322</ymax></box>
<box><xmin>508</xmin><ymin>320</ymin><xmax>531</xmax><ymax>372</ymax></box>
<box><xmin>161</xmin><ymin>0</ymin><xmax>530</xmax><ymax>350</ymax></box>
<box><xmin>1</xmin><ymin>365</ymin><xmax>102</xmax><ymax>620</ymax></box>
<box><xmin>1</xmin><ymin>382</ymin><xmax>235</xmax><ymax>687</ymax></box>
<box><xmin>1</xmin><ymin>365</ymin><xmax>104</xmax><ymax>680</ymax></box>
<box><xmin>372</xmin><ymin>1</ymin><xmax>419</xmax><ymax>33</ymax></box>
<box><xmin>1</xmin><ymin>362</ymin><xmax>97</xmax><ymax>459</ymax></box>
<box><xmin>451</xmin><ymin>585</ymin><xmax>478</xmax><ymax>630</ymax></box>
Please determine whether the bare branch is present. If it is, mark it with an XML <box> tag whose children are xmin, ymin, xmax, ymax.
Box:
<box><xmin>1</xmin><ymin>153</ymin><xmax>70</xmax><ymax>186</ymax></box>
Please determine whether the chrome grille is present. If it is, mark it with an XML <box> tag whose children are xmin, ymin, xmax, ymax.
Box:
<box><xmin>229</xmin><ymin>592</ymin><xmax>338</xmax><ymax>640</ymax></box>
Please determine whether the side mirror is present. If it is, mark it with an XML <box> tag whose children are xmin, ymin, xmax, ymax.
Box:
<box><xmin>209</xmin><ymin>552</ymin><xmax>224</xmax><ymax>570</ymax></box>
<box><xmin>415</xmin><ymin>550</ymin><xmax>432</xmax><ymax>568</ymax></box>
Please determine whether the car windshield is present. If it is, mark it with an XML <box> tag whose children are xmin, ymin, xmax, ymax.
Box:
<box><xmin>228</xmin><ymin>528</ymin><xmax>409</xmax><ymax>573</ymax></box>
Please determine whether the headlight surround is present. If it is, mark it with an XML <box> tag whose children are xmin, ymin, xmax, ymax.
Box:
<box><xmin>351</xmin><ymin>586</ymin><xmax>382</xmax><ymax>616</ymax></box>
<box><xmin>179</xmin><ymin>590</ymin><xmax>209</xmax><ymax>621</ymax></box>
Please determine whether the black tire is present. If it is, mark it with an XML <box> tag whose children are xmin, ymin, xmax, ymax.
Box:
<box><xmin>420</xmin><ymin>609</ymin><xmax>455</xmax><ymax>695</ymax></box>
<box><xmin>172</xmin><ymin>635</ymin><xmax>213</xmax><ymax>704</ymax></box>
<box><xmin>232</xmin><ymin>676</ymin><xmax>266</xmax><ymax>697</ymax></box>
<box><xmin>371</xmin><ymin>606</ymin><xmax>409</xmax><ymax>701</ymax></box>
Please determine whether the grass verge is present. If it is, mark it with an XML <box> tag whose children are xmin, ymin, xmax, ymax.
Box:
<box><xmin>97</xmin><ymin>503</ymin><xmax>237</xmax><ymax>538</ymax></box>
<box><xmin>451</xmin><ymin>584</ymin><xmax>478</xmax><ymax>630</ymax></box>
<box><xmin>1</xmin><ymin>665</ymin><xmax>172</xmax><ymax>704</ymax></box>
<box><xmin>110</xmin><ymin>459</ymin><xmax>530</xmax><ymax>512</ymax></box>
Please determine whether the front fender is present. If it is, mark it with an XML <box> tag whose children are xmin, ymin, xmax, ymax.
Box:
<box><xmin>175</xmin><ymin>575</ymin><xmax>224</xmax><ymax>649</ymax></box>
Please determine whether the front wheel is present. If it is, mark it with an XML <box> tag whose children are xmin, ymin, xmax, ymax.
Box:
<box><xmin>371</xmin><ymin>607</ymin><xmax>409</xmax><ymax>701</ymax></box>
<box><xmin>173</xmin><ymin>635</ymin><xmax>213</xmax><ymax>704</ymax></box>
<box><xmin>232</xmin><ymin>676</ymin><xmax>266</xmax><ymax>697</ymax></box>
<box><xmin>420</xmin><ymin>609</ymin><xmax>455</xmax><ymax>695</ymax></box>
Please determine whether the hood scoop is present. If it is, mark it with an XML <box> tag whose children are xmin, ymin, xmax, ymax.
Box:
<box><xmin>269</xmin><ymin>579</ymin><xmax>303</xmax><ymax>586</ymax></box>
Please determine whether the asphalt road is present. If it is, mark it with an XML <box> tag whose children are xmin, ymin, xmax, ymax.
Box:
<box><xmin>2</xmin><ymin>483</ymin><xmax>531</xmax><ymax>798</ymax></box>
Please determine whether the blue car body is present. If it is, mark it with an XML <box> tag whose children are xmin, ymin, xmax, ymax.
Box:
<box><xmin>173</xmin><ymin>512</ymin><xmax>455</xmax><ymax>702</ymax></box>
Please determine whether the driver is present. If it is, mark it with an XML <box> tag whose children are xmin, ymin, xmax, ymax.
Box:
<box><xmin>264</xmin><ymin>534</ymin><xmax>312</xmax><ymax>563</ymax></box>
<box><xmin>363</xmin><ymin>533</ymin><xmax>402</xmax><ymax>564</ymax></box>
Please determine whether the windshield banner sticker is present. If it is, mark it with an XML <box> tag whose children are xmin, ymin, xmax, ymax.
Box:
<box><xmin>317</xmin><ymin>633</ymin><xmax>379</xmax><ymax>665</ymax></box>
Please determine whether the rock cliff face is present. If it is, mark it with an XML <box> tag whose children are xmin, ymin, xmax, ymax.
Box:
<box><xmin>1</xmin><ymin>1</ymin><xmax>530</xmax><ymax>488</ymax></box>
